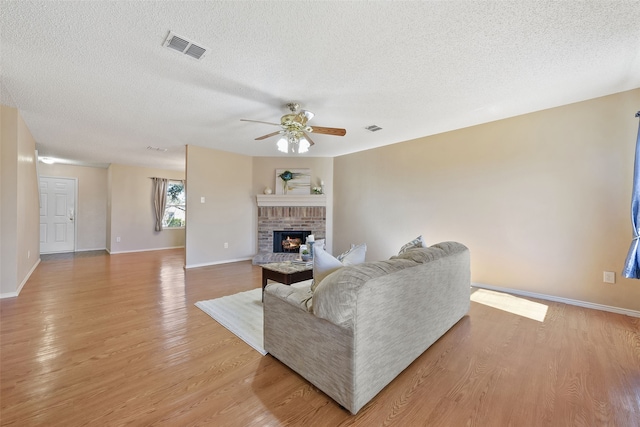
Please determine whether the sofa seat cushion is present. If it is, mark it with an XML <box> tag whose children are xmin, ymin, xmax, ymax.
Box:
<box><xmin>312</xmin><ymin>258</ymin><xmax>418</xmax><ymax>328</ymax></box>
<box><xmin>266</xmin><ymin>280</ymin><xmax>314</xmax><ymax>311</ymax></box>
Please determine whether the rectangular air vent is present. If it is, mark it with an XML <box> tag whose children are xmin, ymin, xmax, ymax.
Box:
<box><xmin>163</xmin><ymin>31</ymin><xmax>208</xmax><ymax>60</ymax></box>
<box><xmin>365</xmin><ymin>125</ymin><xmax>383</xmax><ymax>132</ymax></box>
<box><xmin>147</xmin><ymin>145</ymin><xmax>168</xmax><ymax>152</ymax></box>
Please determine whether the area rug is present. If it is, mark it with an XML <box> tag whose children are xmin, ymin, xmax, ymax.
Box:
<box><xmin>195</xmin><ymin>288</ymin><xmax>267</xmax><ymax>355</ymax></box>
<box><xmin>195</xmin><ymin>281</ymin><xmax>311</xmax><ymax>355</ymax></box>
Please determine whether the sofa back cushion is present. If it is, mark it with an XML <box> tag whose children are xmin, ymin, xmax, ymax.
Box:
<box><xmin>313</xmin><ymin>258</ymin><xmax>418</xmax><ymax>328</ymax></box>
<box><xmin>313</xmin><ymin>242</ymin><xmax>468</xmax><ymax>328</ymax></box>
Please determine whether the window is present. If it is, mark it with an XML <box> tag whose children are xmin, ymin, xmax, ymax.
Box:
<box><xmin>163</xmin><ymin>181</ymin><xmax>185</xmax><ymax>228</ymax></box>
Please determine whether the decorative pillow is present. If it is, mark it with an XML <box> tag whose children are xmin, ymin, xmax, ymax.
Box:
<box><xmin>314</xmin><ymin>239</ymin><xmax>326</xmax><ymax>250</ymax></box>
<box><xmin>337</xmin><ymin>243</ymin><xmax>367</xmax><ymax>265</ymax></box>
<box><xmin>311</xmin><ymin>244</ymin><xmax>367</xmax><ymax>292</ymax></box>
<box><xmin>311</xmin><ymin>246</ymin><xmax>344</xmax><ymax>291</ymax></box>
<box><xmin>398</xmin><ymin>235</ymin><xmax>426</xmax><ymax>254</ymax></box>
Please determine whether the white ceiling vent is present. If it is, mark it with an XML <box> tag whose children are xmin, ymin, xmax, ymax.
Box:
<box><xmin>147</xmin><ymin>145</ymin><xmax>168</xmax><ymax>152</ymax></box>
<box><xmin>365</xmin><ymin>125</ymin><xmax>383</xmax><ymax>132</ymax></box>
<box><xmin>163</xmin><ymin>31</ymin><xmax>208</xmax><ymax>60</ymax></box>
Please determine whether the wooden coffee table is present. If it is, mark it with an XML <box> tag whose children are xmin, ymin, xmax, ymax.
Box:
<box><xmin>261</xmin><ymin>261</ymin><xmax>313</xmax><ymax>301</ymax></box>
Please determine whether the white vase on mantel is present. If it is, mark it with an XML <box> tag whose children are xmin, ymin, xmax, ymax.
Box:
<box><xmin>264</xmin><ymin>187</ymin><xmax>273</xmax><ymax>195</ymax></box>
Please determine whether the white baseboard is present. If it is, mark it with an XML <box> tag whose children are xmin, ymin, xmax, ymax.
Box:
<box><xmin>0</xmin><ymin>258</ymin><xmax>41</xmax><ymax>299</ymax></box>
<box><xmin>108</xmin><ymin>246</ymin><xmax>185</xmax><ymax>255</ymax></box>
<box><xmin>185</xmin><ymin>257</ymin><xmax>253</xmax><ymax>269</ymax></box>
<box><xmin>472</xmin><ymin>282</ymin><xmax>640</xmax><ymax>318</ymax></box>
<box><xmin>42</xmin><ymin>248</ymin><xmax>107</xmax><ymax>254</ymax></box>
<box><xmin>0</xmin><ymin>291</ymin><xmax>19</xmax><ymax>299</ymax></box>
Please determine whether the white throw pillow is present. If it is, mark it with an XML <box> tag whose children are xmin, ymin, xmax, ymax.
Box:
<box><xmin>311</xmin><ymin>244</ymin><xmax>367</xmax><ymax>292</ymax></box>
<box><xmin>337</xmin><ymin>243</ymin><xmax>367</xmax><ymax>265</ymax></box>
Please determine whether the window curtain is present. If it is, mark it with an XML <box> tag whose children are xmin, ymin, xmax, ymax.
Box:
<box><xmin>152</xmin><ymin>177</ymin><xmax>168</xmax><ymax>232</ymax></box>
<box><xmin>622</xmin><ymin>111</ymin><xmax>640</xmax><ymax>279</ymax></box>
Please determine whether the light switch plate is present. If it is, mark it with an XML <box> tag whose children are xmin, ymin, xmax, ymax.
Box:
<box><xmin>603</xmin><ymin>271</ymin><xmax>615</xmax><ymax>284</ymax></box>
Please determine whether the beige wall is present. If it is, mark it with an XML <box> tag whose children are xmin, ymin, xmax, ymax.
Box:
<box><xmin>107</xmin><ymin>163</ymin><xmax>185</xmax><ymax>253</ymax></box>
<box><xmin>252</xmin><ymin>156</ymin><xmax>334</xmax><ymax>252</ymax></box>
<box><xmin>185</xmin><ymin>145</ymin><xmax>254</xmax><ymax>267</ymax></box>
<box><xmin>38</xmin><ymin>163</ymin><xmax>108</xmax><ymax>251</ymax></box>
<box><xmin>1</xmin><ymin>105</ymin><xmax>18</xmax><ymax>295</ymax></box>
<box><xmin>334</xmin><ymin>89</ymin><xmax>640</xmax><ymax>312</ymax></box>
<box><xmin>1</xmin><ymin>105</ymin><xmax>40</xmax><ymax>297</ymax></box>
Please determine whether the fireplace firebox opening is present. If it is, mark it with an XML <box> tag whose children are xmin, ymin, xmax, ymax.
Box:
<box><xmin>273</xmin><ymin>230</ymin><xmax>312</xmax><ymax>253</ymax></box>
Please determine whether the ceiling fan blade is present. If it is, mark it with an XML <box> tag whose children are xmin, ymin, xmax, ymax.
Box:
<box><xmin>303</xmin><ymin>132</ymin><xmax>316</xmax><ymax>146</ymax></box>
<box><xmin>240</xmin><ymin>119</ymin><xmax>281</xmax><ymax>127</ymax></box>
<box><xmin>310</xmin><ymin>126</ymin><xmax>347</xmax><ymax>136</ymax></box>
<box><xmin>255</xmin><ymin>131</ymin><xmax>283</xmax><ymax>140</ymax></box>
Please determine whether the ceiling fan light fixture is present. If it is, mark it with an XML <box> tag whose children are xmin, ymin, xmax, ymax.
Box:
<box><xmin>275</xmin><ymin>131</ymin><xmax>310</xmax><ymax>154</ymax></box>
<box><xmin>287</xmin><ymin>131</ymin><xmax>299</xmax><ymax>145</ymax></box>
<box><xmin>301</xmin><ymin>110</ymin><xmax>314</xmax><ymax>122</ymax></box>
<box><xmin>298</xmin><ymin>137</ymin><xmax>310</xmax><ymax>154</ymax></box>
<box><xmin>241</xmin><ymin>102</ymin><xmax>345</xmax><ymax>154</ymax></box>
<box><xmin>277</xmin><ymin>137</ymin><xmax>288</xmax><ymax>153</ymax></box>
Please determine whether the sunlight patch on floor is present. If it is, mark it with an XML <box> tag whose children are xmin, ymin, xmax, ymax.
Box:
<box><xmin>471</xmin><ymin>288</ymin><xmax>548</xmax><ymax>322</ymax></box>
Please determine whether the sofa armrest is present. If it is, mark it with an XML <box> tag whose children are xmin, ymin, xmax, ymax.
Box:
<box><xmin>264</xmin><ymin>282</ymin><xmax>313</xmax><ymax>312</ymax></box>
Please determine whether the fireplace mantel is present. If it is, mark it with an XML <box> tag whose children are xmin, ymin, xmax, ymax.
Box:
<box><xmin>256</xmin><ymin>194</ymin><xmax>326</xmax><ymax>207</ymax></box>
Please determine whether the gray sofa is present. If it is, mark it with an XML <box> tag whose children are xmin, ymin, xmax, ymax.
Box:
<box><xmin>263</xmin><ymin>241</ymin><xmax>470</xmax><ymax>414</ymax></box>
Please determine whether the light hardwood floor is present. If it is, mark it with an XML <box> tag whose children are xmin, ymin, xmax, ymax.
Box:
<box><xmin>1</xmin><ymin>249</ymin><xmax>638</xmax><ymax>426</ymax></box>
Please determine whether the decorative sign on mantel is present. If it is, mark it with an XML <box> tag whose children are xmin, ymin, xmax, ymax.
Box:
<box><xmin>276</xmin><ymin>169</ymin><xmax>311</xmax><ymax>195</ymax></box>
<box><xmin>256</xmin><ymin>194</ymin><xmax>326</xmax><ymax>207</ymax></box>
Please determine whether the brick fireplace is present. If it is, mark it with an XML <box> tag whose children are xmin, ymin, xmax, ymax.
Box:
<box><xmin>253</xmin><ymin>195</ymin><xmax>326</xmax><ymax>264</ymax></box>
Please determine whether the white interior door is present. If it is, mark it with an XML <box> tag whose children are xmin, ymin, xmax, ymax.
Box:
<box><xmin>40</xmin><ymin>176</ymin><xmax>76</xmax><ymax>254</ymax></box>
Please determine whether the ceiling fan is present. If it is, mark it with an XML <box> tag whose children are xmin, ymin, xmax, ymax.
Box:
<box><xmin>240</xmin><ymin>103</ymin><xmax>346</xmax><ymax>153</ymax></box>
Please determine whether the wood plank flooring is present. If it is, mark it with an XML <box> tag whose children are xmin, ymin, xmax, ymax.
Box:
<box><xmin>1</xmin><ymin>249</ymin><xmax>638</xmax><ymax>426</ymax></box>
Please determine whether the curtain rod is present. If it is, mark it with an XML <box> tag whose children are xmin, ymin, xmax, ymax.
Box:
<box><xmin>149</xmin><ymin>177</ymin><xmax>185</xmax><ymax>180</ymax></box>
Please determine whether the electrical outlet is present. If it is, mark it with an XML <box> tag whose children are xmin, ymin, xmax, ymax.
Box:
<box><xmin>603</xmin><ymin>271</ymin><xmax>615</xmax><ymax>284</ymax></box>
<box><xmin>116</xmin><ymin>236</ymin><xmax>121</xmax><ymax>243</ymax></box>
<box><xmin>224</xmin><ymin>242</ymin><xmax>229</xmax><ymax>249</ymax></box>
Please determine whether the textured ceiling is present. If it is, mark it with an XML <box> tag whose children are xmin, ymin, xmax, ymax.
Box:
<box><xmin>1</xmin><ymin>1</ymin><xmax>639</xmax><ymax>170</ymax></box>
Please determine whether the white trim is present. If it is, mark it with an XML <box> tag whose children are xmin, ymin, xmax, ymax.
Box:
<box><xmin>185</xmin><ymin>257</ymin><xmax>253</xmax><ymax>269</ymax></box>
<box><xmin>108</xmin><ymin>246</ymin><xmax>185</xmax><ymax>255</ymax></box>
<box><xmin>0</xmin><ymin>291</ymin><xmax>18</xmax><ymax>299</ymax></box>
<box><xmin>41</xmin><ymin>250</ymin><xmax>75</xmax><ymax>254</ymax></box>
<box><xmin>75</xmin><ymin>247</ymin><xmax>108</xmax><ymax>252</ymax></box>
<box><xmin>1</xmin><ymin>258</ymin><xmax>41</xmax><ymax>299</ymax></box>
<box><xmin>256</xmin><ymin>194</ymin><xmax>326</xmax><ymax>207</ymax></box>
<box><xmin>472</xmin><ymin>282</ymin><xmax>640</xmax><ymax>318</ymax></box>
